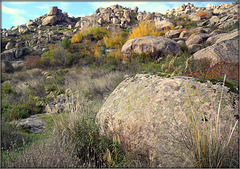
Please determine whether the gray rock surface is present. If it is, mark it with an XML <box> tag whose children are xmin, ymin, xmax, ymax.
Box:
<box><xmin>1</xmin><ymin>60</ymin><xmax>13</xmax><ymax>70</ymax></box>
<box><xmin>193</xmin><ymin>31</ymin><xmax>239</xmax><ymax>66</ymax></box>
<box><xmin>5</xmin><ymin>42</ymin><xmax>14</xmax><ymax>50</ymax></box>
<box><xmin>185</xmin><ymin>33</ymin><xmax>210</xmax><ymax>47</ymax></box>
<box><xmin>205</xmin><ymin>33</ymin><xmax>227</xmax><ymax>46</ymax></box>
<box><xmin>18</xmin><ymin>25</ymin><xmax>29</xmax><ymax>34</ymax></box>
<box><xmin>42</xmin><ymin>16</ymin><xmax>58</xmax><ymax>26</ymax></box>
<box><xmin>121</xmin><ymin>36</ymin><xmax>180</xmax><ymax>58</ymax></box>
<box><xmin>155</xmin><ymin>19</ymin><xmax>174</xmax><ymax>30</ymax></box>
<box><xmin>47</xmin><ymin>6</ymin><xmax>59</xmax><ymax>16</ymax></box>
<box><xmin>1</xmin><ymin>48</ymin><xmax>23</xmax><ymax>61</ymax></box>
<box><xmin>165</xmin><ymin>30</ymin><xmax>180</xmax><ymax>39</ymax></box>
<box><xmin>17</xmin><ymin>115</ymin><xmax>45</xmax><ymax>134</ymax></box>
<box><xmin>209</xmin><ymin>16</ymin><xmax>220</xmax><ymax>25</ymax></box>
<box><xmin>188</xmin><ymin>44</ymin><xmax>204</xmax><ymax>54</ymax></box>
<box><xmin>97</xmin><ymin>74</ymin><xmax>238</xmax><ymax>167</ymax></box>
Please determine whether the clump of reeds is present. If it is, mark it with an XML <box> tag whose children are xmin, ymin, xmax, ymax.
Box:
<box><xmin>183</xmin><ymin>74</ymin><xmax>239</xmax><ymax>168</ymax></box>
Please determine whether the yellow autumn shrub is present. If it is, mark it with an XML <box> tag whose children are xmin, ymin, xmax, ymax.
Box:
<box><xmin>71</xmin><ymin>27</ymin><xmax>110</xmax><ymax>44</ymax></box>
<box><xmin>106</xmin><ymin>48</ymin><xmax>123</xmax><ymax>62</ymax></box>
<box><xmin>128</xmin><ymin>20</ymin><xmax>163</xmax><ymax>40</ymax></box>
<box><xmin>103</xmin><ymin>31</ymin><xmax>127</xmax><ymax>48</ymax></box>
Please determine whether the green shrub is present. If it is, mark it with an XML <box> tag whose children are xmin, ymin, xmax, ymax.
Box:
<box><xmin>40</xmin><ymin>44</ymin><xmax>77</xmax><ymax>68</ymax></box>
<box><xmin>71</xmin><ymin>27</ymin><xmax>110</xmax><ymax>43</ymax></box>
<box><xmin>2</xmin><ymin>83</ymin><xmax>15</xmax><ymax>95</ymax></box>
<box><xmin>73</xmin><ymin>116</ymin><xmax>136</xmax><ymax>167</ymax></box>
<box><xmin>22</xmin><ymin>47</ymin><xmax>30</xmax><ymax>56</ymax></box>
<box><xmin>1</xmin><ymin>103</ymin><xmax>30</xmax><ymax>121</ymax></box>
<box><xmin>61</xmin><ymin>37</ymin><xmax>71</xmax><ymax>49</ymax></box>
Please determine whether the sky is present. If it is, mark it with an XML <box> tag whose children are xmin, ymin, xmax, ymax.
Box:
<box><xmin>1</xmin><ymin>0</ymin><xmax>236</xmax><ymax>30</ymax></box>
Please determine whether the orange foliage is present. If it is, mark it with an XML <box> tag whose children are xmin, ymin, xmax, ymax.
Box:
<box><xmin>91</xmin><ymin>45</ymin><xmax>100</xmax><ymax>58</ymax></box>
<box><xmin>23</xmin><ymin>56</ymin><xmax>41</xmax><ymax>69</ymax></box>
<box><xmin>190</xmin><ymin>58</ymin><xmax>239</xmax><ymax>81</ymax></box>
<box><xmin>177</xmin><ymin>28</ymin><xmax>188</xmax><ymax>33</ymax></box>
<box><xmin>163</xmin><ymin>25</ymin><xmax>175</xmax><ymax>34</ymax></box>
<box><xmin>49</xmin><ymin>44</ymin><xmax>55</xmax><ymax>50</ymax></box>
<box><xmin>105</xmin><ymin>48</ymin><xmax>123</xmax><ymax>63</ymax></box>
<box><xmin>71</xmin><ymin>34</ymin><xmax>80</xmax><ymax>43</ymax></box>
<box><xmin>196</xmin><ymin>11</ymin><xmax>210</xmax><ymax>19</ymax></box>
<box><xmin>189</xmin><ymin>29</ymin><xmax>201</xmax><ymax>36</ymax></box>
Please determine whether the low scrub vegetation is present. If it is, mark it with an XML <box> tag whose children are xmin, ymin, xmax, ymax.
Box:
<box><xmin>1</xmin><ymin>20</ymin><xmax>239</xmax><ymax>168</ymax></box>
<box><xmin>128</xmin><ymin>20</ymin><xmax>163</xmax><ymax>39</ymax></box>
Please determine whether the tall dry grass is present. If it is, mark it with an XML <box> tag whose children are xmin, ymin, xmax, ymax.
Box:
<box><xmin>182</xmin><ymin>74</ymin><xmax>239</xmax><ymax>168</ymax></box>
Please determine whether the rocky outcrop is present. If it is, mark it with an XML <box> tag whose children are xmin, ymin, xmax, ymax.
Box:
<box><xmin>42</xmin><ymin>6</ymin><xmax>72</xmax><ymax>26</ymax></box>
<box><xmin>42</xmin><ymin>16</ymin><xmax>58</xmax><ymax>26</ymax></box>
<box><xmin>189</xmin><ymin>14</ymin><xmax>201</xmax><ymax>22</ymax></box>
<box><xmin>47</xmin><ymin>6</ymin><xmax>60</xmax><ymax>16</ymax></box>
<box><xmin>18</xmin><ymin>25</ymin><xmax>29</xmax><ymax>34</ymax></box>
<box><xmin>26</xmin><ymin>20</ymin><xmax>38</xmax><ymax>29</ymax></box>
<box><xmin>209</xmin><ymin>16</ymin><xmax>220</xmax><ymax>25</ymax></box>
<box><xmin>205</xmin><ymin>33</ymin><xmax>227</xmax><ymax>46</ymax></box>
<box><xmin>1</xmin><ymin>60</ymin><xmax>13</xmax><ymax>70</ymax></box>
<box><xmin>5</xmin><ymin>42</ymin><xmax>14</xmax><ymax>50</ymax></box>
<box><xmin>185</xmin><ymin>32</ymin><xmax>210</xmax><ymax>47</ymax></box>
<box><xmin>188</xmin><ymin>44</ymin><xmax>204</xmax><ymax>54</ymax></box>
<box><xmin>97</xmin><ymin>74</ymin><xmax>238</xmax><ymax>167</ymax></box>
<box><xmin>166</xmin><ymin>3</ymin><xmax>195</xmax><ymax>16</ymax></box>
<box><xmin>192</xmin><ymin>31</ymin><xmax>239</xmax><ymax>66</ymax></box>
<box><xmin>155</xmin><ymin>19</ymin><xmax>174</xmax><ymax>30</ymax></box>
<box><xmin>164</xmin><ymin>30</ymin><xmax>180</xmax><ymax>39</ymax></box>
<box><xmin>121</xmin><ymin>36</ymin><xmax>180</xmax><ymax>58</ymax></box>
<box><xmin>16</xmin><ymin>115</ymin><xmax>45</xmax><ymax>134</ymax></box>
<box><xmin>218</xmin><ymin>19</ymin><xmax>239</xmax><ymax>29</ymax></box>
<box><xmin>1</xmin><ymin>48</ymin><xmax>23</xmax><ymax>61</ymax></box>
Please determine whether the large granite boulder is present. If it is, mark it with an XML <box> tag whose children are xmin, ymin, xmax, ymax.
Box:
<box><xmin>1</xmin><ymin>48</ymin><xmax>23</xmax><ymax>61</ymax></box>
<box><xmin>18</xmin><ymin>25</ymin><xmax>29</xmax><ymax>34</ymax></box>
<box><xmin>97</xmin><ymin>74</ymin><xmax>238</xmax><ymax>167</ymax></box>
<box><xmin>164</xmin><ymin>30</ymin><xmax>181</xmax><ymax>39</ymax></box>
<box><xmin>1</xmin><ymin>60</ymin><xmax>13</xmax><ymax>70</ymax></box>
<box><xmin>5</xmin><ymin>42</ymin><xmax>14</xmax><ymax>50</ymax></box>
<box><xmin>42</xmin><ymin>16</ymin><xmax>58</xmax><ymax>26</ymax></box>
<box><xmin>185</xmin><ymin>33</ymin><xmax>210</xmax><ymax>47</ymax></box>
<box><xmin>209</xmin><ymin>16</ymin><xmax>220</xmax><ymax>25</ymax></box>
<box><xmin>219</xmin><ymin>19</ymin><xmax>239</xmax><ymax>29</ymax></box>
<box><xmin>189</xmin><ymin>14</ymin><xmax>201</xmax><ymax>22</ymax></box>
<box><xmin>205</xmin><ymin>33</ymin><xmax>227</xmax><ymax>46</ymax></box>
<box><xmin>121</xmin><ymin>36</ymin><xmax>180</xmax><ymax>58</ymax></box>
<box><xmin>188</xmin><ymin>44</ymin><xmax>204</xmax><ymax>54</ymax></box>
<box><xmin>26</xmin><ymin>20</ymin><xmax>37</xmax><ymax>29</ymax></box>
<box><xmin>192</xmin><ymin>31</ymin><xmax>239</xmax><ymax>66</ymax></box>
<box><xmin>155</xmin><ymin>19</ymin><xmax>174</xmax><ymax>30</ymax></box>
<box><xmin>42</xmin><ymin>6</ymin><xmax>70</xmax><ymax>26</ymax></box>
<box><xmin>47</xmin><ymin>6</ymin><xmax>59</xmax><ymax>16</ymax></box>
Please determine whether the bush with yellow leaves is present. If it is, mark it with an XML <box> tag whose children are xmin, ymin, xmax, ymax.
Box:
<box><xmin>71</xmin><ymin>27</ymin><xmax>110</xmax><ymax>43</ymax></box>
<box><xmin>128</xmin><ymin>20</ymin><xmax>163</xmax><ymax>40</ymax></box>
<box><xmin>103</xmin><ymin>31</ymin><xmax>127</xmax><ymax>49</ymax></box>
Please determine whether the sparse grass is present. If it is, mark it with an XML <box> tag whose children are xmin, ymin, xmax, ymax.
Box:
<box><xmin>2</xmin><ymin>20</ymin><xmax>239</xmax><ymax>168</ymax></box>
<box><xmin>182</xmin><ymin>75</ymin><xmax>239</xmax><ymax>168</ymax></box>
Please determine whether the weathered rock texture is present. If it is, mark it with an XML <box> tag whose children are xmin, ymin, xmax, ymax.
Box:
<box><xmin>185</xmin><ymin>33</ymin><xmax>210</xmax><ymax>47</ymax></box>
<box><xmin>97</xmin><ymin>74</ymin><xmax>238</xmax><ymax>167</ymax></box>
<box><xmin>1</xmin><ymin>48</ymin><xmax>23</xmax><ymax>61</ymax></box>
<box><xmin>17</xmin><ymin>115</ymin><xmax>45</xmax><ymax>134</ymax></box>
<box><xmin>193</xmin><ymin>31</ymin><xmax>239</xmax><ymax>66</ymax></box>
<box><xmin>121</xmin><ymin>36</ymin><xmax>180</xmax><ymax>58</ymax></box>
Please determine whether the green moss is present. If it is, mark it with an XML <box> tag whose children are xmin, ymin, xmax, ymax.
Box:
<box><xmin>196</xmin><ymin>77</ymin><xmax>239</xmax><ymax>94</ymax></box>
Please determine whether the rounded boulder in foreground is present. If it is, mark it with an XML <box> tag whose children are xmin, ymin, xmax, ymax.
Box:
<box><xmin>96</xmin><ymin>74</ymin><xmax>238</xmax><ymax>167</ymax></box>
